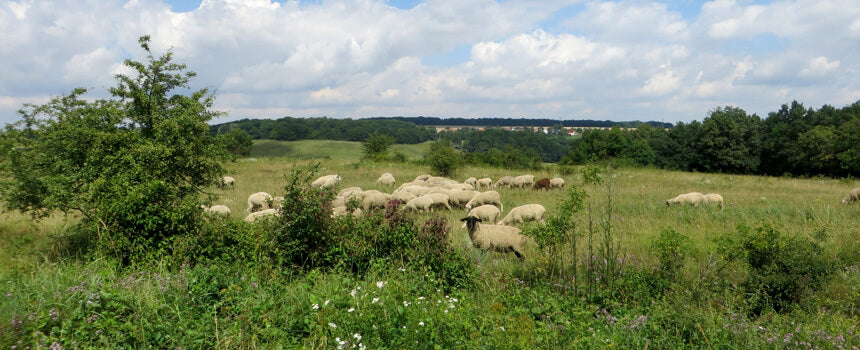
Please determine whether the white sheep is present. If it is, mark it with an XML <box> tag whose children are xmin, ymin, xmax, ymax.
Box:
<box><xmin>497</xmin><ymin>204</ymin><xmax>546</xmax><ymax>225</ymax></box>
<box><xmin>246</xmin><ymin>192</ymin><xmax>273</xmax><ymax>213</ymax></box>
<box><xmin>460</xmin><ymin>216</ymin><xmax>530</xmax><ymax>261</ymax></box>
<box><xmin>331</xmin><ymin>206</ymin><xmax>364</xmax><ymax>218</ymax></box>
<box><xmin>312</xmin><ymin>174</ymin><xmax>341</xmax><ymax>189</ymax></box>
<box><xmin>843</xmin><ymin>188</ymin><xmax>860</xmax><ymax>205</ymax></box>
<box><xmin>461</xmin><ymin>205</ymin><xmax>501</xmax><ymax>227</ymax></box>
<box><xmin>414</xmin><ymin>174</ymin><xmax>432</xmax><ymax>181</ymax></box>
<box><xmin>338</xmin><ymin>187</ymin><xmax>363</xmax><ymax>198</ymax></box>
<box><xmin>218</xmin><ymin>176</ymin><xmax>235</xmax><ymax>189</ymax></box>
<box><xmin>476</xmin><ymin>178</ymin><xmax>493</xmax><ymax>189</ymax></box>
<box><xmin>513</xmin><ymin>174</ymin><xmax>536</xmax><ymax>189</ymax></box>
<box><xmin>377</xmin><ymin>173</ymin><xmax>396</xmax><ymax>186</ymax></box>
<box><xmin>424</xmin><ymin>193</ymin><xmax>453</xmax><ymax>211</ymax></box>
<box><xmin>391</xmin><ymin>191</ymin><xmax>417</xmax><ymax>203</ymax></box>
<box><xmin>271</xmin><ymin>196</ymin><xmax>284</xmax><ymax>209</ymax></box>
<box><xmin>447</xmin><ymin>190</ymin><xmax>480</xmax><ymax>208</ymax></box>
<box><xmin>402</xmin><ymin>196</ymin><xmax>434</xmax><ymax>212</ymax></box>
<box><xmin>699</xmin><ymin>193</ymin><xmax>724</xmax><ymax>209</ymax></box>
<box><xmin>201</xmin><ymin>204</ymin><xmax>231</xmax><ymax>217</ymax></box>
<box><xmin>464</xmin><ymin>177</ymin><xmax>477</xmax><ymax>187</ymax></box>
<box><xmin>665</xmin><ymin>192</ymin><xmax>704</xmax><ymax>206</ymax></box>
<box><xmin>494</xmin><ymin>176</ymin><xmax>515</xmax><ymax>188</ymax></box>
<box><xmin>550</xmin><ymin>178</ymin><xmax>565</xmax><ymax>189</ymax></box>
<box><xmin>465</xmin><ymin>191</ymin><xmax>503</xmax><ymax>212</ymax></box>
<box><xmin>243</xmin><ymin>208</ymin><xmax>279</xmax><ymax>223</ymax></box>
<box><xmin>362</xmin><ymin>193</ymin><xmax>392</xmax><ymax>211</ymax></box>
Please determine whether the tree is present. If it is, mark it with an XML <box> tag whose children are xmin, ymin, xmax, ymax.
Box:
<box><xmin>425</xmin><ymin>140</ymin><xmax>463</xmax><ymax>177</ymax></box>
<box><xmin>217</xmin><ymin>127</ymin><xmax>254</xmax><ymax>157</ymax></box>
<box><xmin>361</xmin><ymin>132</ymin><xmax>395</xmax><ymax>162</ymax></box>
<box><xmin>0</xmin><ymin>36</ymin><xmax>229</xmax><ymax>262</ymax></box>
<box><xmin>696</xmin><ymin>106</ymin><xmax>762</xmax><ymax>174</ymax></box>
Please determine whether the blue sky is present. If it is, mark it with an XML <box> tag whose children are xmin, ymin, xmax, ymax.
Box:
<box><xmin>0</xmin><ymin>0</ymin><xmax>857</xmax><ymax>124</ymax></box>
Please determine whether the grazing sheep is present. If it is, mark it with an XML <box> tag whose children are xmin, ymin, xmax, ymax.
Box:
<box><xmin>414</xmin><ymin>174</ymin><xmax>432</xmax><ymax>181</ymax></box>
<box><xmin>494</xmin><ymin>176</ymin><xmax>515</xmax><ymax>188</ymax></box>
<box><xmin>377</xmin><ymin>173</ymin><xmax>396</xmax><ymax>186</ymax></box>
<box><xmin>464</xmin><ymin>177</ymin><xmax>478</xmax><ymax>187</ymax></box>
<box><xmin>447</xmin><ymin>190</ymin><xmax>480</xmax><ymax>208</ymax></box>
<box><xmin>312</xmin><ymin>174</ymin><xmax>341</xmax><ymax>189</ymax></box>
<box><xmin>271</xmin><ymin>196</ymin><xmax>285</xmax><ymax>209</ymax></box>
<box><xmin>362</xmin><ymin>193</ymin><xmax>392</xmax><ymax>211</ymax></box>
<box><xmin>244</xmin><ymin>208</ymin><xmax>279</xmax><ymax>223</ymax></box>
<box><xmin>465</xmin><ymin>191</ymin><xmax>503</xmax><ymax>212</ymax></box>
<box><xmin>476</xmin><ymin>178</ymin><xmax>493</xmax><ymax>189</ymax></box>
<box><xmin>402</xmin><ymin>196</ymin><xmax>434</xmax><ymax>212</ymax></box>
<box><xmin>218</xmin><ymin>176</ymin><xmax>235</xmax><ymax>189</ymax></box>
<box><xmin>843</xmin><ymin>188</ymin><xmax>860</xmax><ymax>205</ymax></box>
<box><xmin>497</xmin><ymin>204</ymin><xmax>546</xmax><ymax>226</ymax></box>
<box><xmin>461</xmin><ymin>205</ymin><xmax>501</xmax><ymax>227</ymax></box>
<box><xmin>533</xmin><ymin>178</ymin><xmax>551</xmax><ymax>191</ymax></box>
<box><xmin>338</xmin><ymin>187</ymin><xmax>363</xmax><ymax>198</ymax></box>
<box><xmin>665</xmin><ymin>192</ymin><xmax>704</xmax><ymax>207</ymax></box>
<box><xmin>424</xmin><ymin>193</ymin><xmax>453</xmax><ymax>211</ymax></box>
<box><xmin>699</xmin><ymin>193</ymin><xmax>724</xmax><ymax>209</ymax></box>
<box><xmin>513</xmin><ymin>174</ymin><xmax>536</xmax><ymax>189</ymax></box>
<box><xmin>391</xmin><ymin>191</ymin><xmax>417</xmax><ymax>203</ymax></box>
<box><xmin>460</xmin><ymin>216</ymin><xmax>530</xmax><ymax>261</ymax></box>
<box><xmin>201</xmin><ymin>204</ymin><xmax>231</xmax><ymax>217</ymax></box>
<box><xmin>550</xmin><ymin>178</ymin><xmax>565</xmax><ymax>189</ymax></box>
<box><xmin>331</xmin><ymin>206</ymin><xmax>363</xmax><ymax>218</ymax></box>
<box><xmin>247</xmin><ymin>192</ymin><xmax>274</xmax><ymax>213</ymax></box>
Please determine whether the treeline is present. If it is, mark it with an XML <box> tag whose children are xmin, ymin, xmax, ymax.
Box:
<box><xmin>563</xmin><ymin>101</ymin><xmax>860</xmax><ymax>177</ymax></box>
<box><xmin>439</xmin><ymin>128</ymin><xmax>573</xmax><ymax>169</ymax></box>
<box><xmin>211</xmin><ymin>117</ymin><xmax>436</xmax><ymax>144</ymax></box>
<box><xmin>372</xmin><ymin>116</ymin><xmax>672</xmax><ymax>128</ymax></box>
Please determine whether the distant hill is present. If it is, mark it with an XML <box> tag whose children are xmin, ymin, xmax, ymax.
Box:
<box><xmin>367</xmin><ymin>116</ymin><xmax>673</xmax><ymax>128</ymax></box>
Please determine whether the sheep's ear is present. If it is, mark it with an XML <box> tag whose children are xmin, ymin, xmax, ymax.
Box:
<box><xmin>459</xmin><ymin>217</ymin><xmax>468</xmax><ymax>222</ymax></box>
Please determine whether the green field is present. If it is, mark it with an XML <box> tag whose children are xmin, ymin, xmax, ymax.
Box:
<box><xmin>3</xmin><ymin>139</ymin><xmax>860</xmax><ymax>348</ymax></box>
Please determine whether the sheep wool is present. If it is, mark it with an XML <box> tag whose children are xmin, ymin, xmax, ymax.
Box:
<box><xmin>362</xmin><ymin>193</ymin><xmax>392</xmax><ymax>211</ymax></box>
<box><xmin>218</xmin><ymin>176</ymin><xmax>235</xmax><ymax>189</ymax></box>
<box><xmin>476</xmin><ymin>178</ymin><xmax>493</xmax><ymax>189</ymax></box>
<box><xmin>465</xmin><ymin>191</ymin><xmax>503</xmax><ymax>212</ymax></box>
<box><xmin>460</xmin><ymin>216</ymin><xmax>529</xmax><ymax>261</ymax></box>
<box><xmin>247</xmin><ymin>192</ymin><xmax>274</xmax><ymax>213</ymax></box>
<box><xmin>665</xmin><ymin>192</ymin><xmax>704</xmax><ymax>206</ymax></box>
<box><xmin>533</xmin><ymin>178</ymin><xmax>551</xmax><ymax>191</ymax></box>
<box><xmin>549</xmin><ymin>178</ymin><xmax>565</xmax><ymax>189</ymax></box>
<box><xmin>494</xmin><ymin>176</ymin><xmax>515</xmax><ymax>188</ymax></box>
<box><xmin>377</xmin><ymin>173</ymin><xmax>396</xmax><ymax>186</ymax></box>
<box><xmin>699</xmin><ymin>193</ymin><xmax>724</xmax><ymax>209</ymax></box>
<box><xmin>843</xmin><ymin>188</ymin><xmax>860</xmax><ymax>204</ymax></box>
<box><xmin>402</xmin><ymin>196</ymin><xmax>433</xmax><ymax>212</ymax></box>
<box><xmin>244</xmin><ymin>208</ymin><xmax>279</xmax><ymax>223</ymax></box>
<box><xmin>497</xmin><ymin>204</ymin><xmax>546</xmax><ymax>226</ymax></box>
<box><xmin>202</xmin><ymin>204</ymin><xmax>231</xmax><ymax>217</ymax></box>
<box><xmin>463</xmin><ymin>205</ymin><xmax>501</xmax><ymax>227</ymax></box>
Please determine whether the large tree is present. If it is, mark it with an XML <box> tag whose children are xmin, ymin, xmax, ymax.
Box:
<box><xmin>696</xmin><ymin>106</ymin><xmax>762</xmax><ymax>174</ymax></box>
<box><xmin>0</xmin><ymin>36</ymin><xmax>229</xmax><ymax>261</ymax></box>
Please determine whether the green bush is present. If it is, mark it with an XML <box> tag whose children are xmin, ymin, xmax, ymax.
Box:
<box><xmin>651</xmin><ymin>228</ymin><xmax>689</xmax><ymax>281</ymax></box>
<box><xmin>425</xmin><ymin>140</ymin><xmax>462</xmax><ymax>177</ymax></box>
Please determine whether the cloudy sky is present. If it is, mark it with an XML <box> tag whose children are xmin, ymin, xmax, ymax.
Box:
<box><xmin>1</xmin><ymin>0</ymin><xmax>858</xmax><ymax>125</ymax></box>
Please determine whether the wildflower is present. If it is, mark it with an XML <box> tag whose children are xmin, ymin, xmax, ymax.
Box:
<box><xmin>348</xmin><ymin>308</ymin><xmax>355</xmax><ymax>313</ymax></box>
<box><xmin>403</xmin><ymin>300</ymin><xmax>411</xmax><ymax>307</ymax></box>
<box><xmin>398</xmin><ymin>267</ymin><xmax>406</xmax><ymax>272</ymax></box>
<box><xmin>417</xmin><ymin>296</ymin><xmax>425</xmax><ymax>300</ymax></box>
<box><xmin>419</xmin><ymin>321</ymin><xmax>424</xmax><ymax>326</ymax></box>
<box><xmin>325</xmin><ymin>300</ymin><xmax>330</xmax><ymax>306</ymax></box>
<box><xmin>328</xmin><ymin>322</ymin><xmax>337</xmax><ymax>329</ymax></box>
<box><xmin>500</xmin><ymin>326</ymin><xmax>505</xmax><ymax>331</ymax></box>
<box><xmin>312</xmin><ymin>304</ymin><xmax>320</xmax><ymax>311</ymax></box>
<box><xmin>353</xmin><ymin>333</ymin><xmax>362</xmax><ymax>341</ymax></box>
<box><xmin>49</xmin><ymin>308</ymin><xmax>59</xmax><ymax>321</ymax></box>
<box><xmin>50</xmin><ymin>342</ymin><xmax>61</xmax><ymax>350</ymax></box>
<box><xmin>358</xmin><ymin>343</ymin><xmax>366</xmax><ymax>350</ymax></box>
<box><xmin>376</xmin><ymin>281</ymin><xmax>387</xmax><ymax>289</ymax></box>
<box><xmin>372</xmin><ymin>297</ymin><xmax>380</xmax><ymax>304</ymax></box>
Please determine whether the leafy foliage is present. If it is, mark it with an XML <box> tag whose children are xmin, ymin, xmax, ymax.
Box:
<box><xmin>212</xmin><ymin>117</ymin><xmax>436</xmax><ymax>144</ymax></box>
<box><xmin>0</xmin><ymin>36</ymin><xmax>228</xmax><ymax>262</ymax></box>
<box><xmin>361</xmin><ymin>132</ymin><xmax>395</xmax><ymax>162</ymax></box>
<box><xmin>216</xmin><ymin>127</ymin><xmax>254</xmax><ymax>157</ymax></box>
<box><xmin>425</xmin><ymin>140</ymin><xmax>463</xmax><ymax>177</ymax></box>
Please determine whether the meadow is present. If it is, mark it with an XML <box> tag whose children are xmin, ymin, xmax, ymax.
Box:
<box><xmin>2</xmin><ymin>139</ymin><xmax>859</xmax><ymax>348</ymax></box>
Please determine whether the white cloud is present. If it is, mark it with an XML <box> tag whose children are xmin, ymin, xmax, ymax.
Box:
<box><xmin>642</xmin><ymin>68</ymin><xmax>680</xmax><ymax>95</ymax></box>
<box><xmin>799</xmin><ymin>56</ymin><xmax>840</xmax><ymax>77</ymax></box>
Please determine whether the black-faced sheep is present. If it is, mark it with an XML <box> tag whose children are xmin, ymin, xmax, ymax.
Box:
<box><xmin>699</xmin><ymin>193</ymin><xmax>724</xmax><ymax>209</ymax></box>
<box><xmin>247</xmin><ymin>192</ymin><xmax>273</xmax><ymax>213</ymax></box>
<box><xmin>497</xmin><ymin>204</ymin><xmax>546</xmax><ymax>225</ymax></box>
<box><xmin>465</xmin><ymin>191</ymin><xmax>503</xmax><ymax>212</ymax></box>
<box><xmin>533</xmin><ymin>178</ymin><xmax>551</xmax><ymax>191</ymax></box>
<box><xmin>460</xmin><ymin>216</ymin><xmax>530</xmax><ymax>261</ymax></box>
<box><xmin>462</xmin><ymin>205</ymin><xmax>501</xmax><ymax>226</ymax></box>
<box><xmin>665</xmin><ymin>192</ymin><xmax>704</xmax><ymax>206</ymax></box>
<box><xmin>843</xmin><ymin>188</ymin><xmax>860</xmax><ymax>204</ymax></box>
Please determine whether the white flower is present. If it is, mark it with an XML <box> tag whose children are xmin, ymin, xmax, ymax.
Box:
<box><xmin>372</xmin><ymin>297</ymin><xmax>380</xmax><ymax>304</ymax></box>
<box><xmin>359</xmin><ymin>344</ymin><xmax>366</xmax><ymax>350</ymax></box>
<box><xmin>417</xmin><ymin>296</ymin><xmax>425</xmax><ymax>300</ymax></box>
<box><xmin>398</xmin><ymin>267</ymin><xmax>406</xmax><ymax>272</ymax></box>
<box><xmin>500</xmin><ymin>326</ymin><xmax>505</xmax><ymax>331</ymax></box>
<box><xmin>350</xmin><ymin>289</ymin><xmax>358</xmax><ymax>297</ymax></box>
<box><xmin>325</xmin><ymin>300</ymin><xmax>330</xmax><ymax>306</ymax></box>
<box><xmin>376</xmin><ymin>281</ymin><xmax>386</xmax><ymax>289</ymax></box>
<box><xmin>347</xmin><ymin>308</ymin><xmax>355</xmax><ymax>312</ymax></box>
<box><xmin>403</xmin><ymin>300</ymin><xmax>410</xmax><ymax>307</ymax></box>
<box><xmin>444</xmin><ymin>309</ymin><xmax>448</xmax><ymax>313</ymax></box>
<box><xmin>328</xmin><ymin>322</ymin><xmax>337</xmax><ymax>329</ymax></box>
<box><xmin>419</xmin><ymin>321</ymin><xmax>425</xmax><ymax>326</ymax></box>
<box><xmin>353</xmin><ymin>333</ymin><xmax>362</xmax><ymax>341</ymax></box>
<box><xmin>451</xmin><ymin>297</ymin><xmax>458</xmax><ymax>303</ymax></box>
<box><xmin>312</xmin><ymin>303</ymin><xmax>319</xmax><ymax>310</ymax></box>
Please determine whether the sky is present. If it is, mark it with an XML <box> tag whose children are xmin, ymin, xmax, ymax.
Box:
<box><xmin>0</xmin><ymin>0</ymin><xmax>858</xmax><ymax>125</ymax></box>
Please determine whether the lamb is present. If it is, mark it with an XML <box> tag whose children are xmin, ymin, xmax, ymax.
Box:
<box><xmin>461</xmin><ymin>205</ymin><xmax>501</xmax><ymax>227</ymax></box>
<box><xmin>402</xmin><ymin>196</ymin><xmax>434</xmax><ymax>212</ymax></box>
<box><xmin>465</xmin><ymin>191</ymin><xmax>503</xmax><ymax>212</ymax></box>
<box><xmin>243</xmin><ymin>208</ymin><xmax>279</xmax><ymax>223</ymax></box>
<box><xmin>550</xmin><ymin>178</ymin><xmax>565</xmax><ymax>189</ymax></box>
<box><xmin>464</xmin><ymin>177</ymin><xmax>478</xmax><ymax>187</ymax></box>
<box><xmin>665</xmin><ymin>192</ymin><xmax>704</xmax><ymax>206</ymax></box>
<box><xmin>201</xmin><ymin>204</ymin><xmax>231</xmax><ymax>217</ymax></box>
<box><xmin>533</xmin><ymin>178</ymin><xmax>551</xmax><ymax>191</ymax></box>
<box><xmin>843</xmin><ymin>188</ymin><xmax>860</xmax><ymax>205</ymax></box>
<box><xmin>376</xmin><ymin>173</ymin><xmax>396</xmax><ymax>186</ymax></box>
<box><xmin>494</xmin><ymin>176</ymin><xmax>515</xmax><ymax>188</ymax></box>
<box><xmin>218</xmin><ymin>176</ymin><xmax>235</xmax><ymax>189</ymax></box>
<box><xmin>362</xmin><ymin>193</ymin><xmax>392</xmax><ymax>211</ymax></box>
<box><xmin>246</xmin><ymin>192</ymin><xmax>274</xmax><ymax>213</ymax></box>
<box><xmin>699</xmin><ymin>193</ymin><xmax>724</xmax><ymax>209</ymax></box>
<box><xmin>460</xmin><ymin>216</ymin><xmax>530</xmax><ymax>261</ymax></box>
<box><xmin>476</xmin><ymin>178</ymin><xmax>493</xmax><ymax>189</ymax></box>
<box><xmin>497</xmin><ymin>204</ymin><xmax>546</xmax><ymax>226</ymax></box>
<box><xmin>312</xmin><ymin>174</ymin><xmax>341</xmax><ymax>189</ymax></box>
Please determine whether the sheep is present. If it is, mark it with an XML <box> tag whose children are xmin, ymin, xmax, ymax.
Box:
<box><xmin>271</xmin><ymin>196</ymin><xmax>285</xmax><ymax>209</ymax></box>
<box><xmin>464</xmin><ymin>177</ymin><xmax>478</xmax><ymax>187</ymax></box>
<box><xmin>402</xmin><ymin>196</ymin><xmax>434</xmax><ymax>212</ymax></box>
<box><xmin>312</xmin><ymin>174</ymin><xmax>341</xmax><ymax>189</ymax></box>
<box><xmin>218</xmin><ymin>176</ymin><xmax>235</xmax><ymax>189</ymax></box>
<box><xmin>376</xmin><ymin>173</ymin><xmax>396</xmax><ymax>186</ymax></box>
<box><xmin>465</xmin><ymin>191</ymin><xmax>503</xmax><ymax>212</ymax></box>
<box><xmin>476</xmin><ymin>178</ymin><xmax>493</xmax><ymax>189</ymax></box>
<box><xmin>533</xmin><ymin>178</ymin><xmax>551</xmax><ymax>191</ymax></box>
<box><xmin>461</xmin><ymin>205</ymin><xmax>501</xmax><ymax>227</ymax></box>
<box><xmin>338</xmin><ymin>187</ymin><xmax>363</xmax><ymax>198</ymax></box>
<box><xmin>391</xmin><ymin>191</ymin><xmax>417</xmax><ymax>203</ymax></box>
<box><xmin>246</xmin><ymin>192</ymin><xmax>273</xmax><ymax>213</ymax></box>
<box><xmin>665</xmin><ymin>192</ymin><xmax>704</xmax><ymax>207</ymax></box>
<box><xmin>699</xmin><ymin>193</ymin><xmax>724</xmax><ymax>209</ymax></box>
<box><xmin>460</xmin><ymin>216</ymin><xmax>530</xmax><ymax>261</ymax></box>
<box><xmin>497</xmin><ymin>204</ymin><xmax>546</xmax><ymax>226</ymax></box>
<box><xmin>494</xmin><ymin>176</ymin><xmax>515</xmax><ymax>188</ymax></box>
<box><xmin>447</xmin><ymin>190</ymin><xmax>480</xmax><ymax>208</ymax></box>
<box><xmin>843</xmin><ymin>188</ymin><xmax>860</xmax><ymax>205</ymax></box>
<box><xmin>244</xmin><ymin>208</ymin><xmax>279</xmax><ymax>223</ymax></box>
<box><xmin>331</xmin><ymin>206</ymin><xmax>364</xmax><ymax>218</ymax></box>
<box><xmin>362</xmin><ymin>192</ymin><xmax>392</xmax><ymax>211</ymax></box>
<box><xmin>414</xmin><ymin>174</ymin><xmax>432</xmax><ymax>181</ymax></box>
<box><xmin>513</xmin><ymin>174</ymin><xmax>536</xmax><ymax>189</ymax></box>
<box><xmin>424</xmin><ymin>193</ymin><xmax>453</xmax><ymax>211</ymax></box>
<box><xmin>201</xmin><ymin>204</ymin><xmax>231</xmax><ymax>217</ymax></box>
<box><xmin>550</xmin><ymin>178</ymin><xmax>565</xmax><ymax>189</ymax></box>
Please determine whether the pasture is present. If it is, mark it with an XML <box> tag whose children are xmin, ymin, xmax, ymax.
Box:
<box><xmin>2</xmin><ymin>139</ymin><xmax>859</xmax><ymax>348</ymax></box>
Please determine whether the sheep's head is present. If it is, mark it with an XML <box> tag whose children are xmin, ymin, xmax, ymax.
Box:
<box><xmin>460</xmin><ymin>216</ymin><xmax>482</xmax><ymax>234</ymax></box>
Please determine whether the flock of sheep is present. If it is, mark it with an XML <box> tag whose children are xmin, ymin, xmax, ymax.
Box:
<box><xmin>203</xmin><ymin>173</ymin><xmax>860</xmax><ymax>261</ymax></box>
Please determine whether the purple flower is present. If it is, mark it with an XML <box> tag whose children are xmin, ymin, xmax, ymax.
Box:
<box><xmin>49</xmin><ymin>308</ymin><xmax>59</xmax><ymax>321</ymax></box>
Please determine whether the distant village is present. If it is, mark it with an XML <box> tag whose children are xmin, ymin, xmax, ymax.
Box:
<box><xmin>433</xmin><ymin>125</ymin><xmax>637</xmax><ymax>136</ymax></box>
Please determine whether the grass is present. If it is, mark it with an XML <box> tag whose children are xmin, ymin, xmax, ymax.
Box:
<box><xmin>3</xmin><ymin>139</ymin><xmax>860</xmax><ymax>348</ymax></box>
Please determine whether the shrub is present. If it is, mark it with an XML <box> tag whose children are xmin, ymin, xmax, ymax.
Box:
<box><xmin>650</xmin><ymin>228</ymin><xmax>689</xmax><ymax>281</ymax></box>
<box><xmin>361</xmin><ymin>132</ymin><xmax>395</xmax><ymax>162</ymax></box>
<box><xmin>425</xmin><ymin>140</ymin><xmax>462</xmax><ymax>177</ymax></box>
